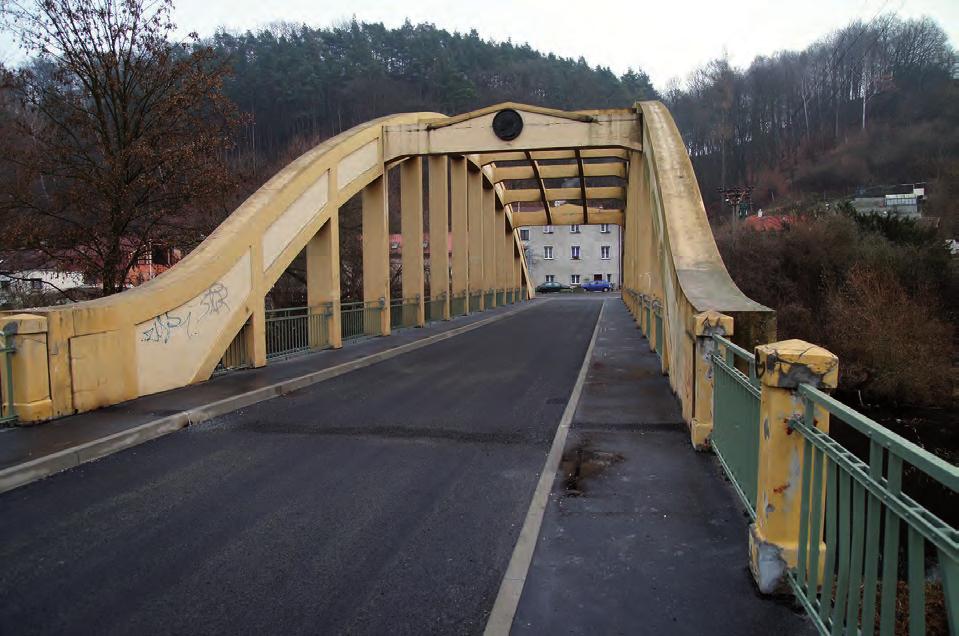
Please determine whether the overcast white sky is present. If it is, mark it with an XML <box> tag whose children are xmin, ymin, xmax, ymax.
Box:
<box><xmin>3</xmin><ymin>0</ymin><xmax>957</xmax><ymax>89</ymax></box>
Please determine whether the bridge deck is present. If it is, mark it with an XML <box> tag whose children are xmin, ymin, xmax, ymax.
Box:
<box><xmin>0</xmin><ymin>297</ymin><xmax>812</xmax><ymax>634</ymax></box>
<box><xmin>0</xmin><ymin>300</ymin><xmax>529</xmax><ymax>474</ymax></box>
<box><xmin>0</xmin><ymin>299</ymin><xmax>597</xmax><ymax>634</ymax></box>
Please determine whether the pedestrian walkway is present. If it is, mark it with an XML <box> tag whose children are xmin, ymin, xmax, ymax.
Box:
<box><xmin>511</xmin><ymin>301</ymin><xmax>813</xmax><ymax>635</ymax></box>
<box><xmin>0</xmin><ymin>300</ymin><xmax>532</xmax><ymax>481</ymax></box>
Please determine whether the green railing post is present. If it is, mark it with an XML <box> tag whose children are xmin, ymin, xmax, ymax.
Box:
<box><xmin>749</xmin><ymin>340</ymin><xmax>838</xmax><ymax>595</ymax></box>
<box><xmin>653</xmin><ymin>301</ymin><xmax>664</xmax><ymax>363</ymax></box>
<box><xmin>709</xmin><ymin>333</ymin><xmax>762</xmax><ymax>513</ymax></box>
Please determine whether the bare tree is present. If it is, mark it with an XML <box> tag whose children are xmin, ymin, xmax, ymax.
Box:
<box><xmin>1</xmin><ymin>0</ymin><xmax>243</xmax><ymax>295</ymax></box>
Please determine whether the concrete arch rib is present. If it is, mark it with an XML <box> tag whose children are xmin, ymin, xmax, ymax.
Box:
<box><xmin>632</xmin><ymin>101</ymin><xmax>774</xmax><ymax>424</ymax></box>
<box><xmin>12</xmin><ymin>112</ymin><xmax>444</xmax><ymax>417</ymax></box>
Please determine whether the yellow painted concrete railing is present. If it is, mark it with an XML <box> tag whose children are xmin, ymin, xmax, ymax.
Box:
<box><xmin>622</xmin><ymin>102</ymin><xmax>774</xmax><ymax>447</ymax></box>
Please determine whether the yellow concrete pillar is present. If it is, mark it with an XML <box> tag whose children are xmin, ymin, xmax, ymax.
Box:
<box><xmin>450</xmin><ymin>157</ymin><xmax>469</xmax><ymax>313</ymax></box>
<box><xmin>44</xmin><ymin>311</ymin><xmax>74</xmax><ymax>418</ymax></box>
<box><xmin>362</xmin><ymin>175</ymin><xmax>391</xmax><ymax>336</ymax></box>
<box><xmin>483</xmin><ymin>184</ymin><xmax>496</xmax><ymax>307</ymax></box>
<box><xmin>401</xmin><ymin>157</ymin><xmax>425</xmax><ymax>327</ymax></box>
<box><xmin>248</xmin><ymin>242</ymin><xmax>268</xmax><ymax>367</ymax></box>
<box><xmin>689</xmin><ymin>311</ymin><xmax>734</xmax><ymax>450</ymax></box>
<box><xmin>749</xmin><ymin>339</ymin><xmax>838</xmax><ymax>594</ymax></box>
<box><xmin>428</xmin><ymin>156</ymin><xmax>450</xmax><ymax>320</ymax></box>
<box><xmin>496</xmin><ymin>202</ymin><xmax>508</xmax><ymax>304</ymax></box>
<box><xmin>0</xmin><ymin>314</ymin><xmax>53</xmax><ymax>423</ymax></box>
<box><xmin>467</xmin><ymin>168</ymin><xmax>484</xmax><ymax>311</ymax></box>
<box><xmin>625</xmin><ymin>151</ymin><xmax>641</xmax><ymax>303</ymax></box>
<box><xmin>306</xmin><ymin>212</ymin><xmax>342</xmax><ymax>349</ymax></box>
<box><xmin>513</xmin><ymin>240</ymin><xmax>522</xmax><ymax>301</ymax></box>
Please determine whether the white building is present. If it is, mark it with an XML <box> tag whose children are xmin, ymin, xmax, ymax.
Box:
<box><xmin>0</xmin><ymin>252</ymin><xmax>86</xmax><ymax>307</ymax></box>
<box><xmin>520</xmin><ymin>223</ymin><xmax>622</xmax><ymax>288</ymax></box>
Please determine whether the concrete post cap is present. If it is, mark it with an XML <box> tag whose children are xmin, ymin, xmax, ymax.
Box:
<box><xmin>755</xmin><ymin>339</ymin><xmax>838</xmax><ymax>390</ymax></box>
<box><xmin>691</xmin><ymin>311</ymin><xmax>733</xmax><ymax>338</ymax></box>
<box><xmin>0</xmin><ymin>314</ymin><xmax>48</xmax><ymax>335</ymax></box>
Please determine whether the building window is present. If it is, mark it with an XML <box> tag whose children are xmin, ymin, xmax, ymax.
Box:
<box><xmin>606</xmin><ymin>274</ymin><xmax>613</xmax><ymax>282</ymax></box>
<box><xmin>571</xmin><ymin>274</ymin><xmax>581</xmax><ymax>284</ymax></box>
<box><xmin>570</xmin><ymin>224</ymin><xmax>580</xmax><ymax>233</ymax></box>
<box><xmin>600</xmin><ymin>224</ymin><xmax>610</xmax><ymax>233</ymax></box>
<box><xmin>545</xmin><ymin>274</ymin><xmax>555</xmax><ymax>283</ymax></box>
<box><xmin>543</xmin><ymin>225</ymin><xmax>553</xmax><ymax>234</ymax></box>
<box><xmin>520</xmin><ymin>229</ymin><xmax>530</xmax><ymax>241</ymax></box>
<box><xmin>0</xmin><ymin>280</ymin><xmax>10</xmax><ymax>291</ymax></box>
<box><xmin>544</xmin><ymin>246</ymin><xmax>554</xmax><ymax>260</ymax></box>
<box><xmin>152</xmin><ymin>245</ymin><xmax>171</xmax><ymax>266</ymax></box>
<box><xmin>30</xmin><ymin>279</ymin><xmax>43</xmax><ymax>290</ymax></box>
<box><xmin>570</xmin><ymin>245</ymin><xmax>580</xmax><ymax>260</ymax></box>
<box><xmin>601</xmin><ymin>245</ymin><xmax>611</xmax><ymax>260</ymax></box>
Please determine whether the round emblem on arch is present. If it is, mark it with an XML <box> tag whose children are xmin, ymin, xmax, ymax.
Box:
<box><xmin>492</xmin><ymin>108</ymin><xmax>524</xmax><ymax>141</ymax></box>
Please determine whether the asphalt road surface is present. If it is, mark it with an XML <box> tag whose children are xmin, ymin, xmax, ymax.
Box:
<box><xmin>0</xmin><ymin>298</ymin><xmax>601</xmax><ymax>636</ymax></box>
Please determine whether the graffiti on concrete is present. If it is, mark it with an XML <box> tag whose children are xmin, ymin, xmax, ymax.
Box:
<box><xmin>141</xmin><ymin>283</ymin><xmax>230</xmax><ymax>344</ymax></box>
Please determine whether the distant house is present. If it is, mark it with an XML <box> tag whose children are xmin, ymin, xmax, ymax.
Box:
<box><xmin>0</xmin><ymin>241</ymin><xmax>182</xmax><ymax>306</ymax></box>
<box><xmin>743</xmin><ymin>215</ymin><xmax>791</xmax><ymax>232</ymax></box>
<box><xmin>850</xmin><ymin>183</ymin><xmax>925</xmax><ymax>219</ymax></box>
<box><xmin>0</xmin><ymin>251</ymin><xmax>87</xmax><ymax>305</ymax></box>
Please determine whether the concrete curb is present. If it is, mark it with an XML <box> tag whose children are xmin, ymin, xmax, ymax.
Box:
<box><xmin>483</xmin><ymin>300</ymin><xmax>605</xmax><ymax>635</ymax></box>
<box><xmin>0</xmin><ymin>301</ymin><xmax>537</xmax><ymax>495</ymax></box>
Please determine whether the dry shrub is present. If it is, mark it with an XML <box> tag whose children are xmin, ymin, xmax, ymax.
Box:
<box><xmin>825</xmin><ymin>264</ymin><xmax>953</xmax><ymax>405</ymax></box>
<box><xmin>752</xmin><ymin>167</ymin><xmax>789</xmax><ymax>206</ymax></box>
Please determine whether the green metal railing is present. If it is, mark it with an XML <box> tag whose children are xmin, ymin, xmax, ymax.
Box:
<box><xmin>710</xmin><ymin>334</ymin><xmax>761</xmax><ymax>514</ymax></box>
<box><xmin>625</xmin><ymin>288</ymin><xmax>639</xmax><ymax>315</ymax></box>
<box><xmin>653</xmin><ymin>302</ymin><xmax>664</xmax><ymax>357</ymax></box>
<box><xmin>265</xmin><ymin>305</ymin><xmax>331</xmax><ymax>359</ymax></box>
<box><xmin>390</xmin><ymin>296</ymin><xmax>420</xmax><ymax>330</ymax></box>
<box><xmin>215</xmin><ymin>325</ymin><xmax>251</xmax><ymax>374</ymax></box>
<box><xmin>1</xmin><ymin>333</ymin><xmax>16</xmax><ymax>424</ymax></box>
<box><xmin>469</xmin><ymin>290</ymin><xmax>483</xmax><ymax>312</ymax></box>
<box><xmin>484</xmin><ymin>290</ymin><xmax>495</xmax><ymax>308</ymax></box>
<box><xmin>425</xmin><ymin>294</ymin><xmax>447</xmax><ymax>323</ymax></box>
<box><xmin>342</xmin><ymin>300</ymin><xmax>383</xmax><ymax>341</ymax></box>
<box><xmin>644</xmin><ymin>297</ymin><xmax>652</xmax><ymax>337</ymax></box>
<box><xmin>451</xmin><ymin>292</ymin><xmax>468</xmax><ymax>316</ymax></box>
<box><xmin>787</xmin><ymin>385</ymin><xmax>958</xmax><ymax>636</ymax></box>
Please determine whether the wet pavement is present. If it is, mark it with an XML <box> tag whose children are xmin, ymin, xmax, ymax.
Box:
<box><xmin>511</xmin><ymin>300</ymin><xmax>814</xmax><ymax>635</ymax></box>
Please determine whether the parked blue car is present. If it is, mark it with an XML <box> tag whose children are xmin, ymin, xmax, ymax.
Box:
<box><xmin>580</xmin><ymin>280</ymin><xmax>612</xmax><ymax>292</ymax></box>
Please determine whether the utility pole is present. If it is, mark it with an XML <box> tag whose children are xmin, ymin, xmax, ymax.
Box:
<box><xmin>717</xmin><ymin>186</ymin><xmax>754</xmax><ymax>224</ymax></box>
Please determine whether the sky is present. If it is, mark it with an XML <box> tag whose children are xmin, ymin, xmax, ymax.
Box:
<box><xmin>2</xmin><ymin>0</ymin><xmax>958</xmax><ymax>89</ymax></box>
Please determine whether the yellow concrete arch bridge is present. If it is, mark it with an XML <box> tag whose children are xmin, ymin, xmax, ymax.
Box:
<box><xmin>1</xmin><ymin>101</ymin><xmax>773</xmax><ymax>421</ymax></box>
<box><xmin>0</xmin><ymin>102</ymin><xmax>955</xmax><ymax>635</ymax></box>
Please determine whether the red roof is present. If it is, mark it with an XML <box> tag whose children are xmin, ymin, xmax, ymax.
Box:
<box><xmin>743</xmin><ymin>215</ymin><xmax>789</xmax><ymax>232</ymax></box>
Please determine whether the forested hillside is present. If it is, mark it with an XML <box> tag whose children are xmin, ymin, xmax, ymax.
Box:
<box><xmin>210</xmin><ymin>21</ymin><xmax>658</xmax><ymax>170</ymax></box>
<box><xmin>665</xmin><ymin>16</ymin><xmax>958</xmax><ymax>226</ymax></box>
<box><xmin>212</xmin><ymin>16</ymin><xmax>957</xmax><ymax>228</ymax></box>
